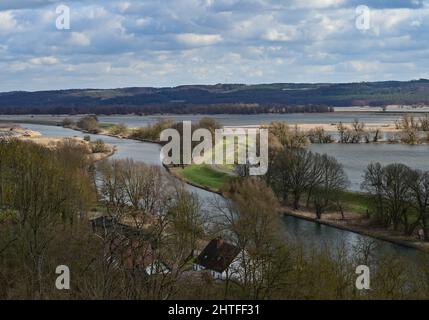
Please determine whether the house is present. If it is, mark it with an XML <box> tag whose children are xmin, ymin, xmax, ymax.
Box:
<box><xmin>193</xmin><ymin>237</ymin><xmax>241</xmax><ymax>280</ymax></box>
<box><xmin>91</xmin><ymin>216</ymin><xmax>170</xmax><ymax>276</ymax></box>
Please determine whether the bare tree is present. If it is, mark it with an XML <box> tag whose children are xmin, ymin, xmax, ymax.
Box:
<box><xmin>0</xmin><ymin>139</ymin><xmax>94</xmax><ymax>298</ymax></box>
<box><xmin>270</xmin><ymin>148</ymin><xmax>323</xmax><ymax>209</ymax></box>
<box><xmin>217</xmin><ymin>178</ymin><xmax>292</xmax><ymax>299</ymax></box>
<box><xmin>407</xmin><ymin>170</ymin><xmax>429</xmax><ymax>240</ymax></box>
<box><xmin>268</xmin><ymin>121</ymin><xmax>308</xmax><ymax>148</ymax></box>
<box><xmin>311</xmin><ymin>154</ymin><xmax>349</xmax><ymax>219</ymax></box>
<box><xmin>362</xmin><ymin>163</ymin><xmax>386</xmax><ymax>225</ymax></box>
<box><xmin>362</xmin><ymin>163</ymin><xmax>415</xmax><ymax>234</ymax></box>
<box><xmin>307</xmin><ymin>127</ymin><xmax>334</xmax><ymax>144</ymax></box>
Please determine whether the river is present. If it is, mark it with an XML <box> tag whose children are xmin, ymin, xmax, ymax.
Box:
<box><xmin>98</xmin><ymin>113</ymin><xmax>429</xmax><ymax>192</ymax></box>
<box><xmin>7</xmin><ymin>113</ymin><xmax>429</xmax><ymax>191</ymax></box>
<box><xmin>0</xmin><ymin>112</ymin><xmax>404</xmax><ymax>127</ymax></box>
<box><xmin>309</xmin><ymin>143</ymin><xmax>429</xmax><ymax>191</ymax></box>
<box><xmin>20</xmin><ymin>123</ymin><xmax>428</xmax><ymax>268</ymax></box>
<box><xmin>5</xmin><ymin>113</ymin><xmax>429</xmax><ymax>192</ymax></box>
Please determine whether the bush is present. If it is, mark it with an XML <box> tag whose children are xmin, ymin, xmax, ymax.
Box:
<box><xmin>91</xmin><ymin>139</ymin><xmax>107</xmax><ymax>153</ymax></box>
<box><xmin>130</xmin><ymin>120</ymin><xmax>174</xmax><ymax>141</ymax></box>
<box><xmin>109</xmin><ymin>123</ymin><xmax>128</xmax><ymax>136</ymax></box>
<box><xmin>307</xmin><ymin>127</ymin><xmax>333</xmax><ymax>144</ymax></box>
<box><xmin>267</xmin><ymin>121</ymin><xmax>308</xmax><ymax>148</ymax></box>
<box><xmin>198</xmin><ymin>117</ymin><xmax>221</xmax><ymax>132</ymax></box>
<box><xmin>400</xmin><ymin>128</ymin><xmax>421</xmax><ymax>145</ymax></box>
<box><xmin>77</xmin><ymin>115</ymin><xmax>100</xmax><ymax>133</ymax></box>
<box><xmin>62</xmin><ymin>117</ymin><xmax>75</xmax><ymax>127</ymax></box>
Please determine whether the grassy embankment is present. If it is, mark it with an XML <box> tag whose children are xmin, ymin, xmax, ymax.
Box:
<box><xmin>170</xmin><ymin>165</ymin><xmax>233</xmax><ymax>192</ymax></box>
<box><xmin>172</xmin><ymin>162</ymin><xmax>371</xmax><ymax>213</ymax></box>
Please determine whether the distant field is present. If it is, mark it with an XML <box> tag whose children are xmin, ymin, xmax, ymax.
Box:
<box><xmin>173</xmin><ymin>165</ymin><xmax>232</xmax><ymax>191</ymax></box>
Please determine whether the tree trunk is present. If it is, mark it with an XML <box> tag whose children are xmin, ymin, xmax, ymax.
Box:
<box><xmin>293</xmin><ymin>193</ymin><xmax>300</xmax><ymax>210</ymax></box>
<box><xmin>421</xmin><ymin>215</ymin><xmax>428</xmax><ymax>241</ymax></box>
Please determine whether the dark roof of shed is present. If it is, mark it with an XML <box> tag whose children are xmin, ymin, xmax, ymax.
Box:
<box><xmin>195</xmin><ymin>238</ymin><xmax>240</xmax><ymax>273</ymax></box>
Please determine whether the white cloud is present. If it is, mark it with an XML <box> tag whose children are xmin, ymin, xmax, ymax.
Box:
<box><xmin>0</xmin><ymin>11</ymin><xmax>17</xmax><ymax>34</ymax></box>
<box><xmin>30</xmin><ymin>56</ymin><xmax>59</xmax><ymax>65</ymax></box>
<box><xmin>0</xmin><ymin>0</ymin><xmax>428</xmax><ymax>90</ymax></box>
<box><xmin>176</xmin><ymin>33</ymin><xmax>223</xmax><ymax>46</ymax></box>
<box><xmin>116</xmin><ymin>1</ymin><xmax>131</xmax><ymax>13</ymax></box>
<box><xmin>69</xmin><ymin>32</ymin><xmax>91</xmax><ymax>46</ymax></box>
<box><xmin>263</xmin><ymin>29</ymin><xmax>294</xmax><ymax>42</ymax></box>
<box><xmin>378</xmin><ymin>9</ymin><xmax>414</xmax><ymax>29</ymax></box>
<box><xmin>347</xmin><ymin>60</ymin><xmax>381</xmax><ymax>72</ymax></box>
<box><xmin>9</xmin><ymin>62</ymin><xmax>30</xmax><ymax>72</ymax></box>
<box><xmin>291</xmin><ymin>0</ymin><xmax>346</xmax><ymax>9</ymax></box>
<box><xmin>305</xmin><ymin>65</ymin><xmax>335</xmax><ymax>74</ymax></box>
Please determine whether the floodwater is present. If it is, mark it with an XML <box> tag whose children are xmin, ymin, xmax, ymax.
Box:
<box><xmin>20</xmin><ymin>123</ymin><xmax>428</xmax><ymax>267</ymax></box>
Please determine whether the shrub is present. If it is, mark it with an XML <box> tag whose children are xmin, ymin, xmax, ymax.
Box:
<box><xmin>91</xmin><ymin>139</ymin><xmax>107</xmax><ymax>153</ymax></box>
<box><xmin>130</xmin><ymin>120</ymin><xmax>174</xmax><ymax>141</ymax></box>
<box><xmin>77</xmin><ymin>115</ymin><xmax>100</xmax><ymax>133</ymax></box>
<box><xmin>109</xmin><ymin>123</ymin><xmax>128</xmax><ymax>136</ymax></box>
<box><xmin>61</xmin><ymin>117</ymin><xmax>75</xmax><ymax>127</ymax></box>
<box><xmin>307</xmin><ymin>127</ymin><xmax>333</xmax><ymax>144</ymax></box>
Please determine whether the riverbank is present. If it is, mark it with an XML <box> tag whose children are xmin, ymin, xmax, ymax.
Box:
<box><xmin>21</xmin><ymin>136</ymin><xmax>115</xmax><ymax>162</ymax></box>
<box><xmin>296</xmin><ymin>122</ymin><xmax>397</xmax><ymax>133</ymax></box>
<box><xmin>166</xmin><ymin>164</ymin><xmax>231</xmax><ymax>194</ymax></box>
<box><xmin>2</xmin><ymin>122</ymin><xmax>117</xmax><ymax>163</ymax></box>
<box><xmin>0</xmin><ymin>123</ymin><xmax>42</xmax><ymax>138</ymax></box>
<box><xmin>282</xmin><ymin>207</ymin><xmax>429</xmax><ymax>252</ymax></box>
<box><xmin>4</xmin><ymin>114</ymin><xmax>429</xmax><ymax>145</ymax></box>
<box><xmin>166</xmin><ymin>163</ymin><xmax>429</xmax><ymax>253</ymax></box>
<box><xmin>7</xmin><ymin>119</ymin><xmax>429</xmax><ymax>253</ymax></box>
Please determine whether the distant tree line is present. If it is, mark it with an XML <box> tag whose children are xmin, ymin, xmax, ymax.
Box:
<box><xmin>2</xmin><ymin>80</ymin><xmax>429</xmax><ymax>115</ymax></box>
<box><xmin>334</xmin><ymin>115</ymin><xmax>429</xmax><ymax>145</ymax></box>
<box><xmin>0</xmin><ymin>103</ymin><xmax>333</xmax><ymax>115</ymax></box>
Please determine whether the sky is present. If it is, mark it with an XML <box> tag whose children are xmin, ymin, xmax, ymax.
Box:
<box><xmin>0</xmin><ymin>0</ymin><xmax>429</xmax><ymax>91</ymax></box>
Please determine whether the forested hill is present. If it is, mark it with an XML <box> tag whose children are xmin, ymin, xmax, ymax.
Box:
<box><xmin>1</xmin><ymin>79</ymin><xmax>429</xmax><ymax>115</ymax></box>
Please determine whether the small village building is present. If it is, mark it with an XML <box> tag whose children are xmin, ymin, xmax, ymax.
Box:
<box><xmin>193</xmin><ymin>237</ymin><xmax>240</xmax><ymax>280</ymax></box>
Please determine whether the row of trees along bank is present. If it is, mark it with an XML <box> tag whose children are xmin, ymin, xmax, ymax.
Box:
<box><xmin>260</xmin><ymin>122</ymin><xmax>429</xmax><ymax>241</ymax></box>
